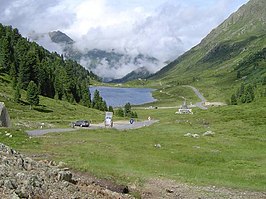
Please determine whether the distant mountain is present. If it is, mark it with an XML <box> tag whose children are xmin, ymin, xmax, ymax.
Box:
<box><xmin>46</xmin><ymin>31</ymin><xmax>159</xmax><ymax>81</ymax></box>
<box><xmin>150</xmin><ymin>0</ymin><xmax>266</xmax><ymax>101</ymax></box>
<box><xmin>110</xmin><ymin>67</ymin><xmax>152</xmax><ymax>83</ymax></box>
<box><xmin>49</xmin><ymin>31</ymin><xmax>74</xmax><ymax>44</ymax></box>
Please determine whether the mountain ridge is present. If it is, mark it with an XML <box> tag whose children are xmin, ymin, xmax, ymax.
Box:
<box><xmin>149</xmin><ymin>0</ymin><xmax>266</xmax><ymax>101</ymax></box>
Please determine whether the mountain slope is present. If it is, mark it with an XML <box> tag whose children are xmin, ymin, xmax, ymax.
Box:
<box><xmin>110</xmin><ymin>67</ymin><xmax>152</xmax><ymax>83</ymax></box>
<box><xmin>150</xmin><ymin>0</ymin><xmax>266</xmax><ymax>101</ymax></box>
<box><xmin>49</xmin><ymin>31</ymin><xmax>74</xmax><ymax>44</ymax></box>
<box><xmin>0</xmin><ymin>23</ymin><xmax>99</xmax><ymax>107</ymax></box>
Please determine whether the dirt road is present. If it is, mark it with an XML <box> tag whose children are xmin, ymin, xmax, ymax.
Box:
<box><xmin>183</xmin><ymin>85</ymin><xmax>208</xmax><ymax>110</ymax></box>
<box><xmin>26</xmin><ymin>120</ymin><xmax>159</xmax><ymax>136</ymax></box>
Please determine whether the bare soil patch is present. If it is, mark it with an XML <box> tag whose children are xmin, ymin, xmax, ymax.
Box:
<box><xmin>139</xmin><ymin>178</ymin><xmax>266</xmax><ymax>199</ymax></box>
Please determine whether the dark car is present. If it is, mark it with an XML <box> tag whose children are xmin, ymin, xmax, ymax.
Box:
<box><xmin>72</xmin><ymin>120</ymin><xmax>90</xmax><ymax>127</ymax></box>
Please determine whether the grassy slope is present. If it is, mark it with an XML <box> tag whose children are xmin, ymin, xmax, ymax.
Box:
<box><xmin>0</xmin><ymin>74</ymin><xmax>106</xmax><ymax>129</ymax></box>
<box><xmin>1</xmin><ymin>72</ymin><xmax>265</xmax><ymax>191</ymax></box>
<box><xmin>1</xmin><ymin>0</ymin><xmax>265</xmax><ymax>192</ymax></box>
<box><xmin>148</xmin><ymin>0</ymin><xmax>266</xmax><ymax>102</ymax></box>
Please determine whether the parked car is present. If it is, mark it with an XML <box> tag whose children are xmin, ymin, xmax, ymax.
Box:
<box><xmin>72</xmin><ymin>120</ymin><xmax>90</xmax><ymax>127</ymax></box>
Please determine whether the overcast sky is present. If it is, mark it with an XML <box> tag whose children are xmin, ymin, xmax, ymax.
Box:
<box><xmin>0</xmin><ymin>0</ymin><xmax>249</xmax><ymax>76</ymax></box>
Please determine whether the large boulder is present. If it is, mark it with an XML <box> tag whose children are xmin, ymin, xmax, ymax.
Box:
<box><xmin>0</xmin><ymin>102</ymin><xmax>11</xmax><ymax>127</ymax></box>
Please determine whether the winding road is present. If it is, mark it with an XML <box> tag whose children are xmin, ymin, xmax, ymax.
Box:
<box><xmin>183</xmin><ymin>85</ymin><xmax>208</xmax><ymax>110</ymax></box>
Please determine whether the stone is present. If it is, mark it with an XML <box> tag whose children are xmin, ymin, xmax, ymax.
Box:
<box><xmin>203</xmin><ymin>131</ymin><xmax>215</xmax><ymax>136</ymax></box>
<box><xmin>0</xmin><ymin>102</ymin><xmax>11</xmax><ymax>127</ymax></box>
<box><xmin>57</xmin><ymin>170</ymin><xmax>73</xmax><ymax>182</ymax></box>
<box><xmin>4</xmin><ymin>179</ymin><xmax>17</xmax><ymax>189</ymax></box>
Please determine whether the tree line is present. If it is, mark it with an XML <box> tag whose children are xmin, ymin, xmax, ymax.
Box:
<box><xmin>0</xmin><ymin>23</ymin><xmax>101</xmax><ymax>108</ymax></box>
<box><xmin>230</xmin><ymin>83</ymin><xmax>256</xmax><ymax>105</ymax></box>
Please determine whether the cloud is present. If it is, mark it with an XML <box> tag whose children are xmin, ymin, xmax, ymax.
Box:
<box><xmin>0</xmin><ymin>0</ymin><xmax>248</xmax><ymax>79</ymax></box>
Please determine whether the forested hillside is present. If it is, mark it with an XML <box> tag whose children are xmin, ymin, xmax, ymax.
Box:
<box><xmin>0</xmin><ymin>24</ymin><xmax>99</xmax><ymax>107</ymax></box>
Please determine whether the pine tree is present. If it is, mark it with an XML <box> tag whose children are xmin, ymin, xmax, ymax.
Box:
<box><xmin>100</xmin><ymin>100</ymin><xmax>108</xmax><ymax>111</ymax></box>
<box><xmin>26</xmin><ymin>81</ymin><xmax>39</xmax><ymax>109</ymax></box>
<box><xmin>0</xmin><ymin>36</ymin><xmax>12</xmax><ymax>72</ymax></box>
<box><xmin>116</xmin><ymin>107</ymin><xmax>124</xmax><ymax>117</ymax></box>
<box><xmin>124</xmin><ymin>102</ymin><xmax>132</xmax><ymax>117</ymax></box>
<box><xmin>231</xmin><ymin>94</ymin><xmax>237</xmax><ymax>105</ymax></box>
<box><xmin>108</xmin><ymin>106</ymin><xmax>114</xmax><ymax>113</ymax></box>
<box><xmin>246</xmin><ymin>84</ymin><xmax>255</xmax><ymax>101</ymax></box>
<box><xmin>92</xmin><ymin>90</ymin><xmax>101</xmax><ymax>109</ymax></box>
<box><xmin>81</xmin><ymin>80</ymin><xmax>91</xmax><ymax>107</ymax></box>
<box><xmin>14</xmin><ymin>85</ymin><xmax>21</xmax><ymax>103</ymax></box>
<box><xmin>131</xmin><ymin>111</ymin><xmax>138</xmax><ymax>118</ymax></box>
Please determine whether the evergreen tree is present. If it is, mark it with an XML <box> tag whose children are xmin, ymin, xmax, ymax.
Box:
<box><xmin>14</xmin><ymin>85</ymin><xmax>21</xmax><ymax>103</ymax></box>
<box><xmin>124</xmin><ymin>102</ymin><xmax>132</xmax><ymax>117</ymax></box>
<box><xmin>231</xmin><ymin>94</ymin><xmax>237</xmax><ymax>105</ymax></box>
<box><xmin>0</xmin><ymin>36</ymin><xmax>12</xmax><ymax>72</ymax></box>
<box><xmin>116</xmin><ymin>107</ymin><xmax>124</xmax><ymax>117</ymax></box>
<box><xmin>92</xmin><ymin>90</ymin><xmax>101</xmax><ymax>109</ymax></box>
<box><xmin>246</xmin><ymin>84</ymin><xmax>255</xmax><ymax>101</ymax></box>
<box><xmin>100</xmin><ymin>100</ymin><xmax>108</xmax><ymax>111</ymax></box>
<box><xmin>108</xmin><ymin>106</ymin><xmax>114</xmax><ymax>113</ymax></box>
<box><xmin>237</xmin><ymin>83</ymin><xmax>245</xmax><ymax>99</ymax></box>
<box><xmin>236</xmin><ymin>70</ymin><xmax>241</xmax><ymax>79</ymax></box>
<box><xmin>26</xmin><ymin>81</ymin><xmax>39</xmax><ymax>109</ymax></box>
<box><xmin>81</xmin><ymin>80</ymin><xmax>91</xmax><ymax>107</ymax></box>
<box><xmin>245</xmin><ymin>92</ymin><xmax>253</xmax><ymax>103</ymax></box>
<box><xmin>9</xmin><ymin>63</ymin><xmax>17</xmax><ymax>89</ymax></box>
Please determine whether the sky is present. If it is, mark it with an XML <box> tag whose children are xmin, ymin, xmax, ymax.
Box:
<box><xmin>0</xmin><ymin>0</ymin><xmax>249</xmax><ymax>78</ymax></box>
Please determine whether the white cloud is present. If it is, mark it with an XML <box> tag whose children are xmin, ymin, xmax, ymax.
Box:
<box><xmin>0</xmin><ymin>0</ymin><xmax>249</xmax><ymax>79</ymax></box>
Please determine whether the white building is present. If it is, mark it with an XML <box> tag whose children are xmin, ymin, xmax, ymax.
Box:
<box><xmin>176</xmin><ymin>101</ymin><xmax>193</xmax><ymax>114</ymax></box>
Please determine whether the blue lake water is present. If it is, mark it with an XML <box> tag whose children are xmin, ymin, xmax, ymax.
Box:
<box><xmin>89</xmin><ymin>86</ymin><xmax>156</xmax><ymax>107</ymax></box>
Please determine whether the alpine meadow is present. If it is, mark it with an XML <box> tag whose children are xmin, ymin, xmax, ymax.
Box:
<box><xmin>0</xmin><ymin>0</ymin><xmax>265</xmax><ymax>198</ymax></box>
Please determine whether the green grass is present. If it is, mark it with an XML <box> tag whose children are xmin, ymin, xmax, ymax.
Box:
<box><xmin>1</xmin><ymin>73</ymin><xmax>266</xmax><ymax>192</ymax></box>
<box><xmin>2</xmin><ymin>98</ymin><xmax>265</xmax><ymax>192</ymax></box>
<box><xmin>0</xmin><ymin>74</ymin><xmax>106</xmax><ymax>129</ymax></box>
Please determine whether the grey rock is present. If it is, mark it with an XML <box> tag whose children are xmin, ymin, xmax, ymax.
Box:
<box><xmin>4</xmin><ymin>179</ymin><xmax>17</xmax><ymax>189</ymax></box>
<box><xmin>57</xmin><ymin>170</ymin><xmax>73</xmax><ymax>182</ymax></box>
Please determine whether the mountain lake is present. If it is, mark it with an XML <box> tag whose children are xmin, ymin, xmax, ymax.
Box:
<box><xmin>89</xmin><ymin>86</ymin><xmax>156</xmax><ymax>107</ymax></box>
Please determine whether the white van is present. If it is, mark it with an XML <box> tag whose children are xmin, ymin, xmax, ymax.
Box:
<box><xmin>104</xmin><ymin>112</ymin><xmax>113</xmax><ymax>127</ymax></box>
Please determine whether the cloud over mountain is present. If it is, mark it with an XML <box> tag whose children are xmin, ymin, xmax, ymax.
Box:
<box><xmin>0</xmin><ymin>0</ymin><xmax>248</xmax><ymax>78</ymax></box>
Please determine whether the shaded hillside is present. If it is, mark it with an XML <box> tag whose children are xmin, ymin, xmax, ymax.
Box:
<box><xmin>110</xmin><ymin>67</ymin><xmax>152</xmax><ymax>83</ymax></box>
<box><xmin>150</xmin><ymin>0</ymin><xmax>266</xmax><ymax>101</ymax></box>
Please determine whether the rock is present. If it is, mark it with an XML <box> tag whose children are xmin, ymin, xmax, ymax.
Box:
<box><xmin>184</xmin><ymin>133</ymin><xmax>192</xmax><ymax>137</ymax></box>
<box><xmin>123</xmin><ymin>186</ymin><xmax>129</xmax><ymax>194</ymax></box>
<box><xmin>203</xmin><ymin>131</ymin><xmax>215</xmax><ymax>136</ymax></box>
<box><xmin>15</xmin><ymin>186</ymin><xmax>29</xmax><ymax>198</ymax></box>
<box><xmin>4</xmin><ymin>179</ymin><xmax>17</xmax><ymax>189</ymax></box>
<box><xmin>58</xmin><ymin>161</ymin><xmax>66</xmax><ymax>167</ymax></box>
<box><xmin>0</xmin><ymin>143</ymin><xmax>133</xmax><ymax>198</ymax></box>
<box><xmin>154</xmin><ymin>144</ymin><xmax>161</xmax><ymax>148</ymax></box>
<box><xmin>166</xmin><ymin>188</ymin><xmax>174</xmax><ymax>193</ymax></box>
<box><xmin>27</xmin><ymin>175</ymin><xmax>42</xmax><ymax>188</ymax></box>
<box><xmin>184</xmin><ymin>133</ymin><xmax>200</xmax><ymax>138</ymax></box>
<box><xmin>57</xmin><ymin>170</ymin><xmax>73</xmax><ymax>182</ymax></box>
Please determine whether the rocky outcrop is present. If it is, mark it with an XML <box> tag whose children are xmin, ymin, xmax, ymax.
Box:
<box><xmin>0</xmin><ymin>143</ymin><xmax>133</xmax><ymax>199</ymax></box>
<box><xmin>0</xmin><ymin>102</ymin><xmax>11</xmax><ymax>127</ymax></box>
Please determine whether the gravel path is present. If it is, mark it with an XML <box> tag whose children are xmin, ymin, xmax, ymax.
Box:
<box><xmin>183</xmin><ymin>85</ymin><xmax>208</xmax><ymax>110</ymax></box>
<box><xmin>26</xmin><ymin>120</ymin><xmax>159</xmax><ymax>136</ymax></box>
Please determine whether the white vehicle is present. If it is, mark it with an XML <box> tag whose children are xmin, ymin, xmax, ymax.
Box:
<box><xmin>104</xmin><ymin>112</ymin><xmax>113</xmax><ymax>127</ymax></box>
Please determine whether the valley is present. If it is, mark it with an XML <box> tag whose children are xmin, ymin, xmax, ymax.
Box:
<box><xmin>0</xmin><ymin>0</ymin><xmax>266</xmax><ymax>198</ymax></box>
